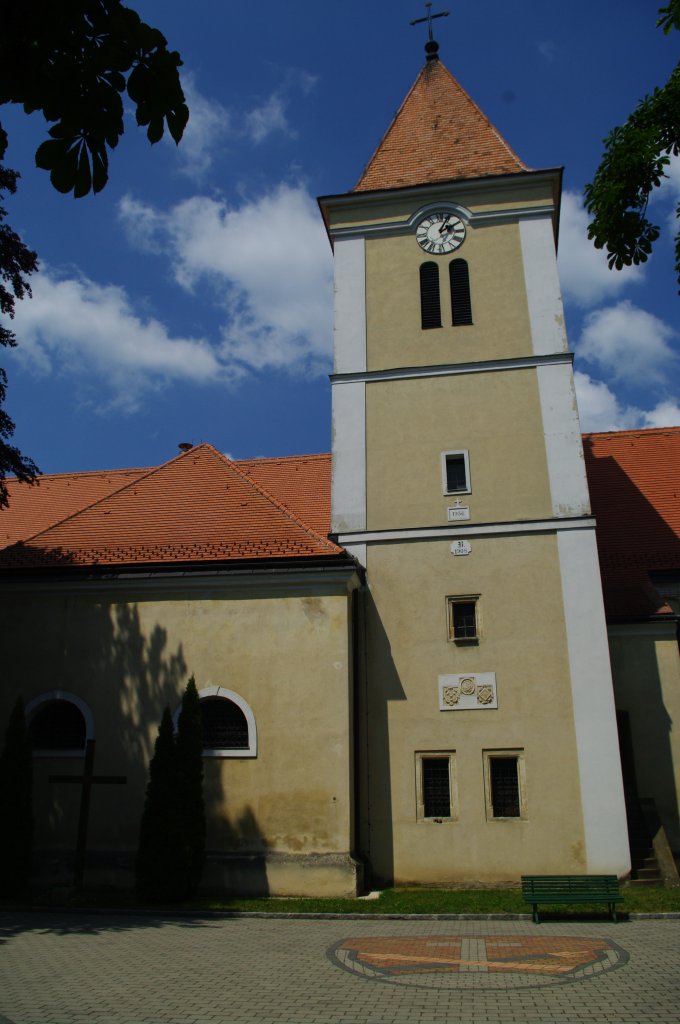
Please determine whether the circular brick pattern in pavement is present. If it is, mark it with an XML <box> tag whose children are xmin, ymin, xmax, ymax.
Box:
<box><xmin>329</xmin><ymin>934</ymin><xmax>629</xmax><ymax>990</ymax></box>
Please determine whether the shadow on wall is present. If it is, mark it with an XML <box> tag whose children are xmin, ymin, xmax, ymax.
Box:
<box><xmin>361</xmin><ymin>587</ymin><xmax>406</xmax><ymax>888</ymax></box>
<box><xmin>201</xmin><ymin>800</ymin><xmax>270</xmax><ymax>895</ymax></box>
<box><xmin>0</xmin><ymin>545</ymin><xmax>279</xmax><ymax>893</ymax></box>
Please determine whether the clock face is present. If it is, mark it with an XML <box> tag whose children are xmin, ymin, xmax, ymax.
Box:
<box><xmin>416</xmin><ymin>212</ymin><xmax>466</xmax><ymax>255</ymax></box>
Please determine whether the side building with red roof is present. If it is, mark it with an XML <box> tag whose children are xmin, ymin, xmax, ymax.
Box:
<box><xmin>0</xmin><ymin>446</ymin><xmax>365</xmax><ymax>895</ymax></box>
<box><xmin>584</xmin><ymin>428</ymin><xmax>680</xmax><ymax>877</ymax></box>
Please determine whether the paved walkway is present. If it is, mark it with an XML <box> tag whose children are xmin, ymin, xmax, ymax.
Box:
<box><xmin>1</xmin><ymin>912</ymin><xmax>679</xmax><ymax>1023</ymax></box>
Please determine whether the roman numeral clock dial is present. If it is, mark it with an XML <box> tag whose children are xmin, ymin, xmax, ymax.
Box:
<box><xmin>416</xmin><ymin>212</ymin><xmax>466</xmax><ymax>254</ymax></box>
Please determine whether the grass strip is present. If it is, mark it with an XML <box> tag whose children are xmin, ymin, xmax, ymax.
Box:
<box><xmin>12</xmin><ymin>885</ymin><xmax>679</xmax><ymax>916</ymax></box>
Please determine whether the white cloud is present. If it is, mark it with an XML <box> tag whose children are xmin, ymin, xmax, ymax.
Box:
<box><xmin>575</xmin><ymin>371</ymin><xmax>680</xmax><ymax>433</ymax></box>
<box><xmin>558</xmin><ymin>191</ymin><xmax>644</xmax><ymax>307</ymax></box>
<box><xmin>171</xmin><ymin>69</ymin><xmax>318</xmax><ymax>173</ymax></box>
<box><xmin>641</xmin><ymin>400</ymin><xmax>680</xmax><ymax>428</ymax></box>
<box><xmin>574</xmin><ymin>371</ymin><xmax>641</xmax><ymax>433</ymax></box>
<box><xmin>577</xmin><ymin>300</ymin><xmax>678</xmax><ymax>387</ymax></box>
<box><xmin>119</xmin><ymin>184</ymin><xmax>333</xmax><ymax>375</ymax></box>
<box><xmin>176</xmin><ymin>74</ymin><xmax>232</xmax><ymax>179</ymax></box>
<box><xmin>246</xmin><ymin>93</ymin><xmax>289</xmax><ymax>143</ymax></box>
<box><xmin>9</xmin><ymin>269</ymin><xmax>227</xmax><ymax>411</ymax></box>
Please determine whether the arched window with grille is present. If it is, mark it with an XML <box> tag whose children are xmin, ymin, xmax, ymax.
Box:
<box><xmin>419</xmin><ymin>261</ymin><xmax>442</xmax><ymax>329</ymax></box>
<box><xmin>175</xmin><ymin>686</ymin><xmax>257</xmax><ymax>758</ymax></box>
<box><xmin>449</xmin><ymin>258</ymin><xmax>473</xmax><ymax>326</ymax></box>
<box><xmin>26</xmin><ymin>692</ymin><xmax>93</xmax><ymax>757</ymax></box>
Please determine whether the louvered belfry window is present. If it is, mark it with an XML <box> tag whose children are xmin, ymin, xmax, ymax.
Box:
<box><xmin>450</xmin><ymin>259</ymin><xmax>473</xmax><ymax>326</ymax></box>
<box><xmin>420</xmin><ymin>261</ymin><xmax>442</xmax><ymax>329</ymax></box>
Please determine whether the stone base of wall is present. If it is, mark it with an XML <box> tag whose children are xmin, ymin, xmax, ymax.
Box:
<box><xmin>203</xmin><ymin>851</ymin><xmax>364</xmax><ymax>897</ymax></box>
<box><xmin>30</xmin><ymin>849</ymin><xmax>364</xmax><ymax>898</ymax></box>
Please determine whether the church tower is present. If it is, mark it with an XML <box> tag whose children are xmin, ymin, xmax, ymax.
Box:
<box><xmin>319</xmin><ymin>37</ymin><xmax>630</xmax><ymax>884</ymax></box>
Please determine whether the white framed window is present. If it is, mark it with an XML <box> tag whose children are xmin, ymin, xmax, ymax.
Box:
<box><xmin>415</xmin><ymin>751</ymin><xmax>457</xmax><ymax>822</ymax></box>
<box><xmin>25</xmin><ymin>691</ymin><xmax>94</xmax><ymax>758</ymax></box>
<box><xmin>483</xmin><ymin>749</ymin><xmax>527</xmax><ymax>821</ymax></box>
<box><xmin>441</xmin><ymin>449</ymin><xmax>471</xmax><ymax>495</ymax></box>
<box><xmin>173</xmin><ymin>686</ymin><xmax>257</xmax><ymax>758</ymax></box>
<box><xmin>447</xmin><ymin>595</ymin><xmax>480</xmax><ymax>643</ymax></box>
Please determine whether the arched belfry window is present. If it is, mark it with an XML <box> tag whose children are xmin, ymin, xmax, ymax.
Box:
<box><xmin>419</xmin><ymin>261</ymin><xmax>442</xmax><ymax>329</ymax></box>
<box><xmin>450</xmin><ymin>259</ymin><xmax>473</xmax><ymax>326</ymax></box>
<box><xmin>174</xmin><ymin>686</ymin><xmax>257</xmax><ymax>758</ymax></box>
<box><xmin>26</xmin><ymin>691</ymin><xmax>93</xmax><ymax>757</ymax></box>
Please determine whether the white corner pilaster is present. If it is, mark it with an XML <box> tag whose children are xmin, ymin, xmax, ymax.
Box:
<box><xmin>537</xmin><ymin>362</ymin><xmax>591</xmax><ymax>517</ymax></box>
<box><xmin>333</xmin><ymin>237</ymin><xmax>366</xmax><ymax>374</ymax></box>
<box><xmin>520</xmin><ymin>215</ymin><xmax>568</xmax><ymax>357</ymax></box>
<box><xmin>557</xmin><ymin>529</ymin><xmax>630</xmax><ymax>876</ymax></box>
<box><xmin>331</xmin><ymin>236</ymin><xmax>367</xmax><ymax>534</ymax></box>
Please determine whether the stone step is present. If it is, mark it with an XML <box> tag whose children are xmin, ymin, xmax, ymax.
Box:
<box><xmin>634</xmin><ymin>867</ymin><xmax>662</xmax><ymax>880</ymax></box>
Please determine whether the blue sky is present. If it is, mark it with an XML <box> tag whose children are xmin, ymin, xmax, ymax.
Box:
<box><xmin>1</xmin><ymin>0</ymin><xmax>678</xmax><ymax>476</ymax></box>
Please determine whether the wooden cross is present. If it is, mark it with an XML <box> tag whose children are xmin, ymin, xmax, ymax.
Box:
<box><xmin>410</xmin><ymin>2</ymin><xmax>450</xmax><ymax>42</ymax></box>
<box><xmin>49</xmin><ymin>739</ymin><xmax>126</xmax><ymax>890</ymax></box>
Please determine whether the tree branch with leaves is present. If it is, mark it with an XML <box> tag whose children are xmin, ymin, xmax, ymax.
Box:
<box><xmin>0</xmin><ymin>0</ymin><xmax>188</xmax><ymax>507</ymax></box>
<box><xmin>584</xmin><ymin>2</ymin><xmax>680</xmax><ymax>293</ymax></box>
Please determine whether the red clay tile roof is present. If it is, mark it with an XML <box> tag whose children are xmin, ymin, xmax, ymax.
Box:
<box><xmin>0</xmin><ymin>445</ymin><xmax>341</xmax><ymax>569</ymax></box>
<box><xmin>239</xmin><ymin>453</ymin><xmax>331</xmax><ymax>540</ymax></box>
<box><xmin>354</xmin><ymin>58</ymin><xmax>528</xmax><ymax>192</ymax></box>
<box><xmin>583</xmin><ymin>427</ymin><xmax>680</xmax><ymax>620</ymax></box>
<box><xmin>1</xmin><ymin>467</ymin><xmax>148</xmax><ymax>549</ymax></box>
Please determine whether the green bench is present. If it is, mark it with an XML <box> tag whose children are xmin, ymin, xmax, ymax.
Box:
<box><xmin>521</xmin><ymin>874</ymin><xmax>623</xmax><ymax>923</ymax></box>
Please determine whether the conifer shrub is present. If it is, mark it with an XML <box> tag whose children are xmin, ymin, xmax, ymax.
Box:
<box><xmin>135</xmin><ymin>677</ymin><xmax>206</xmax><ymax>902</ymax></box>
<box><xmin>174</xmin><ymin>677</ymin><xmax>206</xmax><ymax>899</ymax></box>
<box><xmin>135</xmin><ymin>707</ymin><xmax>180</xmax><ymax>901</ymax></box>
<box><xmin>0</xmin><ymin>697</ymin><xmax>33</xmax><ymax>894</ymax></box>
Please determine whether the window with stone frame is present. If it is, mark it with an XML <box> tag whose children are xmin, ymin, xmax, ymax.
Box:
<box><xmin>416</xmin><ymin>752</ymin><xmax>457</xmax><ymax>821</ymax></box>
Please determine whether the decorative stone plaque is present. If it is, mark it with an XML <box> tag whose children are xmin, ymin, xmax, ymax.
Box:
<box><xmin>439</xmin><ymin>672</ymin><xmax>497</xmax><ymax>711</ymax></box>
<box><xmin>447</xmin><ymin>505</ymin><xmax>470</xmax><ymax>522</ymax></box>
<box><xmin>450</xmin><ymin>539</ymin><xmax>471</xmax><ymax>556</ymax></box>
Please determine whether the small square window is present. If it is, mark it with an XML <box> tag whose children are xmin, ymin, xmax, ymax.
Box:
<box><xmin>447</xmin><ymin>596</ymin><xmax>480</xmax><ymax>643</ymax></box>
<box><xmin>416</xmin><ymin>752</ymin><xmax>457</xmax><ymax>821</ymax></box>
<box><xmin>441</xmin><ymin>450</ymin><xmax>470</xmax><ymax>495</ymax></box>
<box><xmin>483</xmin><ymin>750</ymin><xmax>527</xmax><ymax>820</ymax></box>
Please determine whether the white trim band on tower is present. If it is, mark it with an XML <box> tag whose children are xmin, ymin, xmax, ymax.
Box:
<box><xmin>330</xmin><ymin>352</ymin><xmax>573</xmax><ymax>386</ymax></box>
<box><xmin>334</xmin><ymin>516</ymin><xmax>597</xmax><ymax>547</ymax></box>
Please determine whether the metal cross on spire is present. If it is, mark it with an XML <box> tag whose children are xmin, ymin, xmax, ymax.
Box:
<box><xmin>410</xmin><ymin>2</ymin><xmax>449</xmax><ymax>60</ymax></box>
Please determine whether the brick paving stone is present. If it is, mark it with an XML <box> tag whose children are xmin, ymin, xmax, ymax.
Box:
<box><xmin>1</xmin><ymin>913</ymin><xmax>679</xmax><ymax>1023</ymax></box>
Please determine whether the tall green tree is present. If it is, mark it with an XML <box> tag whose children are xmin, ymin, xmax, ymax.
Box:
<box><xmin>0</xmin><ymin>697</ymin><xmax>33</xmax><ymax>893</ymax></box>
<box><xmin>0</xmin><ymin>0</ymin><xmax>189</xmax><ymax>507</ymax></box>
<box><xmin>0</xmin><ymin>169</ymin><xmax>39</xmax><ymax>507</ymax></box>
<box><xmin>584</xmin><ymin>2</ymin><xmax>680</xmax><ymax>292</ymax></box>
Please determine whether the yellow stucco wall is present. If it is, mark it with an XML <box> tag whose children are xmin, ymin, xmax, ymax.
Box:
<box><xmin>362</xmin><ymin>535</ymin><xmax>587</xmax><ymax>884</ymax></box>
<box><xmin>0</xmin><ymin>577</ymin><xmax>359</xmax><ymax>893</ymax></box>
<box><xmin>365</xmin><ymin>370</ymin><xmax>553</xmax><ymax>530</ymax></box>
<box><xmin>610</xmin><ymin>624</ymin><xmax>680</xmax><ymax>850</ymax></box>
<box><xmin>365</xmin><ymin>221</ymin><xmax>533</xmax><ymax>370</ymax></box>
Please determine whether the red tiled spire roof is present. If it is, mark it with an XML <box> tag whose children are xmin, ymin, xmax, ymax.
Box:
<box><xmin>353</xmin><ymin>58</ymin><xmax>528</xmax><ymax>193</ymax></box>
<box><xmin>583</xmin><ymin>427</ymin><xmax>680</xmax><ymax>619</ymax></box>
<box><xmin>0</xmin><ymin>445</ymin><xmax>341</xmax><ymax>569</ymax></box>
